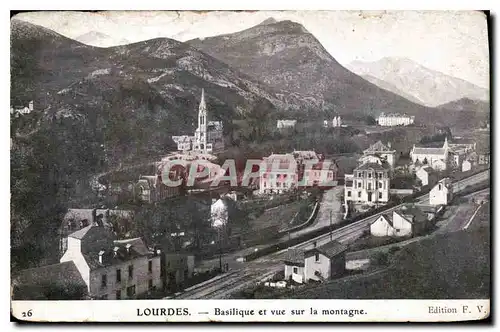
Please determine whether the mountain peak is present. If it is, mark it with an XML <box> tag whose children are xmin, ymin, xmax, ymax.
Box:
<box><xmin>258</xmin><ymin>17</ymin><xmax>278</xmax><ymax>26</ymax></box>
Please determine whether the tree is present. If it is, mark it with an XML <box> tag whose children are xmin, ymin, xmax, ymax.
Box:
<box><xmin>245</xmin><ymin>98</ymin><xmax>274</xmax><ymax>142</ymax></box>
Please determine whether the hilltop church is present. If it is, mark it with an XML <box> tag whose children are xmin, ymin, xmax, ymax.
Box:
<box><xmin>172</xmin><ymin>89</ymin><xmax>224</xmax><ymax>154</ymax></box>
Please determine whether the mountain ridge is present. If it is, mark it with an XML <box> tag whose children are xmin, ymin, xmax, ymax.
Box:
<box><xmin>346</xmin><ymin>57</ymin><xmax>489</xmax><ymax>107</ymax></box>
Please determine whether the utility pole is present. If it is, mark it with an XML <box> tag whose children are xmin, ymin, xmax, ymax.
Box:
<box><xmin>329</xmin><ymin>210</ymin><xmax>333</xmax><ymax>241</ymax></box>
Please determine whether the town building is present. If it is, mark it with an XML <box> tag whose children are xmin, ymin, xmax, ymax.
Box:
<box><xmin>362</xmin><ymin>140</ymin><xmax>397</xmax><ymax>168</ymax></box>
<box><xmin>59</xmin><ymin>225</ymin><xmax>162</xmax><ymax>300</ymax></box>
<box><xmin>59</xmin><ymin>208</ymin><xmax>134</xmax><ymax>257</ymax></box>
<box><xmin>161</xmin><ymin>252</ymin><xmax>195</xmax><ymax>292</ymax></box>
<box><xmin>415</xmin><ymin>166</ymin><xmax>438</xmax><ymax>187</ymax></box>
<box><xmin>377</xmin><ymin>113</ymin><xmax>415</xmax><ymax>126</ymax></box>
<box><xmin>303</xmin><ymin>241</ymin><xmax>347</xmax><ymax>282</ymax></box>
<box><xmin>462</xmin><ymin>159</ymin><xmax>473</xmax><ymax>172</ymax></box>
<box><xmin>344</xmin><ymin>162</ymin><xmax>391</xmax><ymax>207</ymax></box>
<box><xmin>259</xmin><ymin>153</ymin><xmax>298</xmax><ymax>195</ymax></box>
<box><xmin>171</xmin><ymin>89</ymin><xmax>224</xmax><ymax>154</ymax></box>
<box><xmin>323</xmin><ymin>116</ymin><xmax>342</xmax><ymax>128</ymax></box>
<box><xmin>135</xmin><ymin>171</ymin><xmax>182</xmax><ymax>204</ymax></box>
<box><xmin>370</xmin><ymin>205</ymin><xmax>429</xmax><ymax>237</ymax></box>
<box><xmin>10</xmin><ymin>100</ymin><xmax>34</xmax><ymax>117</ymax></box>
<box><xmin>259</xmin><ymin>150</ymin><xmax>338</xmax><ymax>194</ymax></box>
<box><xmin>284</xmin><ymin>249</ymin><xmax>305</xmax><ymax>284</ymax></box>
<box><xmin>429</xmin><ymin>178</ymin><xmax>453</xmax><ymax>206</ymax></box>
<box><xmin>410</xmin><ymin>137</ymin><xmax>449</xmax><ymax>171</ymax></box>
<box><xmin>277</xmin><ymin>119</ymin><xmax>297</xmax><ymax>129</ymax></box>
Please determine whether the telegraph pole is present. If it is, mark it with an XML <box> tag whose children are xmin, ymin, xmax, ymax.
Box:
<box><xmin>329</xmin><ymin>210</ymin><xmax>333</xmax><ymax>241</ymax></box>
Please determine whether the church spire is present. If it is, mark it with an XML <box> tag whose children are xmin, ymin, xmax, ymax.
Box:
<box><xmin>443</xmin><ymin>136</ymin><xmax>449</xmax><ymax>150</ymax></box>
<box><xmin>199</xmin><ymin>88</ymin><xmax>206</xmax><ymax>112</ymax></box>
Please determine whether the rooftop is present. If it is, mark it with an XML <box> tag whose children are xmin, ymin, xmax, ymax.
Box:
<box><xmin>355</xmin><ymin>162</ymin><xmax>390</xmax><ymax>171</ymax></box>
<box><xmin>284</xmin><ymin>248</ymin><xmax>305</xmax><ymax>266</ymax></box>
<box><xmin>306</xmin><ymin>240</ymin><xmax>347</xmax><ymax>259</ymax></box>
<box><xmin>412</xmin><ymin>147</ymin><xmax>446</xmax><ymax>156</ymax></box>
<box><xmin>364</xmin><ymin>140</ymin><xmax>394</xmax><ymax>153</ymax></box>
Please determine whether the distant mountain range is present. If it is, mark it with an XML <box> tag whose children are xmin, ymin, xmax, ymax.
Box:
<box><xmin>346</xmin><ymin>57</ymin><xmax>489</xmax><ymax>107</ymax></box>
<box><xmin>438</xmin><ymin>97</ymin><xmax>490</xmax><ymax>113</ymax></box>
<box><xmin>75</xmin><ymin>31</ymin><xmax>130</xmax><ymax>47</ymax></box>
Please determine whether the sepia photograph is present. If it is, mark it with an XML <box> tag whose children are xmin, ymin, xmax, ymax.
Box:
<box><xmin>10</xmin><ymin>9</ymin><xmax>490</xmax><ymax>322</ymax></box>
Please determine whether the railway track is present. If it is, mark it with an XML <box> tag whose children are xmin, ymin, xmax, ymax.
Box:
<box><xmin>174</xmin><ymin>170</ymin><xmax>490</xmax><ymax>299</ymax></box>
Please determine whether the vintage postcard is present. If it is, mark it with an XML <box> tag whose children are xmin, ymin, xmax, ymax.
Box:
<box><xmin>10</xmin><ymin>10</ymin><xmax>490</xmax><ymax>322</ymax></box>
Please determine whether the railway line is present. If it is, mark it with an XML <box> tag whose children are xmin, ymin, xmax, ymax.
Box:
<box><xmin>172</xmin><ymin>169</ymin><xmax>490</xmax><ymax>299</ymax></box>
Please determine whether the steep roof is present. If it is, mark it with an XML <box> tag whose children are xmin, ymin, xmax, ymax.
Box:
<box><xmin>284</xmin><ymin>248</ymin><xmax>305</xmax><ymax>266</ymax></box>
<box><xmin>418</xmin><ymin>166</ymin><xmax>436</xmax><ymax>174</ymax></box>
<box><xmin>364</xmin><ymin>140</ymin><xmax>393</xmax><ymax>153</ymax></box>
<box><xmin>83</xmin><ymin>237</ymin><xmax>154</xmax><ymax>270</ymax></box>
<box><xmin>374</xmin><ymin>213</ymin><xmax>393</xmax><ymax>227</ymax></box>
<box><xmin>396</xmin><ymin>204</ymin><xmax>429</xmax><ymax>224</ymax></box>
<box><xmin>68</xmin><ymin>224</ymin><xmax>93</xmax><ymax>239</ymax></box>
<box><xmin>412</xmin><ymin>147</ymin><xmax>446</xmax><ymax>156</ymax></box>
<box><xmin>305</xmin><ymin>241</ymin><xmax>347</xmax><ymax>259</ymax></box>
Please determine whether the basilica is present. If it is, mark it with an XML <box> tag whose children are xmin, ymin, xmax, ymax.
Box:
<box><xmin>172</xmin><ymin>89</ymin><xmax>224</xmax><ymax>154</ymax></box>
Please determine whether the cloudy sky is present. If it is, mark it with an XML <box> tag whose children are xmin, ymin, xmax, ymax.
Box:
<box><xmin>15</xmin><ymin>10</ymin><xmax>489</xmax><ymax>89</ymax></box>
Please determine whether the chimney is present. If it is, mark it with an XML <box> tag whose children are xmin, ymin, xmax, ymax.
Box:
<box><xmin>113</xmin><ymin>246</ymin><xmax>120</xmax><ymax>257</ymax></box>
<box><xmin>98</xmin><ymin>250</ymin><xmax>105</xmax><ymax>264</ymax></box>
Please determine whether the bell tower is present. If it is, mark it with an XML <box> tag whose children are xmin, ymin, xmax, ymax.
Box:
<box><xmin>197</xmin><ymin>89</ymin><xmax>208</xmax><ymax>151</ymax></box>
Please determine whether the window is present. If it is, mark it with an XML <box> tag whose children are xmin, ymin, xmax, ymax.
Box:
<box><xmin>379</xmin><ymin>192</ymin><xmax>383</xmax><ymax>199</ymax></box>
<box><xmin>116</xmin><ymin>269</ymin><xmax>121</xmax><ymax>283</ymax></box>
<box><xmin>116</xmin><ymin>290</ymin><xmax>121</xmax><ymax>300</ymax></box>
<box><xmin>368</xmin><ymin>172</ymin><xmax>372</xmax><ymax>178</ymax></box>
<box><xmin>263</xmin><ymin>182</ymin><xmax>267</xmax><ymax>188</ymax></box>
<box><xmin>128</xmin><ymin>265</ymin><xmax>134</xmax><ymax>279</ymax></box>
<box><xmin>148</xmin><ymin>279</ymin><xmax>153</xmax><ymax>290</ymax></box>
<box><xmin>101</xmin><ymin>274</ymin><xmax>107</xmax><ymax>288</ymax></box>
<box><xmin>315</xmin><ymin>253</ymin><xmax>320</xmax><ymax>262</ymax></box>
<box><xmin>293</xmin><ymin>267</ymin><xmax>298</xmax><ymax>274</ymax></box>
<box><xmin>277</xmin><ymin>182</ymin><xmax>281</xmax><ymax>187</ymax></box>
<box><xmin>283</xmin><ymin>182</ymin><xmax>288</xmax><ymax>188</ymax></box>
<box><xmin>357</xmin><ymin>181</ymin><xmax>362</xmax><ymax>188</ymax></box>
<box><xmin>347</xmin><ymin>191</ymin><xmax>351</xmax><ymax>197</ymax></box>
<box><xmin>379</xmin><ymin>181</ymin><xmax>383</xmax><ymax>189</ymax></box>
<box><xmin>438</xmin><ymin>184</ymin><xmax>442</xmax><ymax>190</ymax></box>
<box><xmin>368</xmin><ymin>183</ymin><xmax>372</xmax><ymax>190</ymax></box>
<box><xmin>358</xmin><ymin>191</ymin><xmax>361</xmax><ymax>198</ymax></box>
<box><xmin>148</xmin><ymin>260</ymin><xmax>153</xmax><ymax>273</ymax></box>
<box><xmin>357</xmin><ymin>172</ymin><xmax>362</xmax><ymax>178</ymax></box>
<box><xmin>126</xmin><ymin>285</ymin><xmax>136</xmax><ymax>298</ymax></box>
<box><xmin>313</xmin><ymin>241</ymin><xmax>317</xmax><ymax>248</ymax></box>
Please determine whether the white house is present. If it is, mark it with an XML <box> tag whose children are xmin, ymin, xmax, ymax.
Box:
<box><xmin>60</xmin><ymin>225</ymin><xmax>162</xmax><ymax>300</ymax></box>
<box><xmin>362</xmin><ymin>140</ymin><xmax>397</xmax><ymax>168</ymax></box>
<box><xmin>370</xmin><ymin>214</ymin><xmax>396</xmax><ymax>237</ymax></box>
<box><xmin>259</xmin><ymin>153</ymin><xmax>298</xmax><ymax>194</ymax></box>
<box><xmin>429</xmin><ymin>178</ymin><xmax>453</xmax><ymax>206</ymax></box>
<box><xmin>370</xmin><ymin>205</ymin><xmax>430</xmax><ymax>237</ymax></box>
<box><xmin>284</xmin><ymin>249</ymin><xmax>305</xmax><ymax>284</ymax></box>
<box><xmin>377</xmin><ymin>113</ymin><xmax>415</xmax><ymax>126</ymax></box>
<box><xmin>462</xmin><ymin>159</ymin><xmax>473</xmax><ymax>172</ymax></box>
<box><xmin>304</xmin><ymin>241</ymin><xmax>347</xmax><ymax>282</ymax></box>
<box><xmin>344</xmin><ymin>162</ymin><xmax>390</xmax><ymax>207</ymax></box>
<box><xmin>323</xmin><ymin>116</ymin><xmax>342</xmax><ymax>128</ymax></box>
<box><xmin>277</xmin><ymin>119</ymin><xmax>297</xmax><ymax>129</ymax></box>
<box><xmin>415</xmin><ymin>166</ymin><xmax>438</xmax><ymax>187</ymax></box>
<box><xmin>410</xmin><ymin>137</ymin><xmax>449</xmax><ymax>171</ymax></box>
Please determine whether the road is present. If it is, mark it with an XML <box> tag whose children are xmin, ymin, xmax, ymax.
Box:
<box><xmin>174</xmin><ymin>170</ymin><xmax>490</xmax><ymax>299</ymax></box>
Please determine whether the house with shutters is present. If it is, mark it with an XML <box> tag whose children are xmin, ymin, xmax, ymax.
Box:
<box><xmin>344</xmin><ymin>162</ymin><xmax>391</xmax><ymax>207</ymax></box>
<box><xmin>59</xmin><ymin>225</ymin><xmax>162</xmax><ymax>300</ymax></box>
